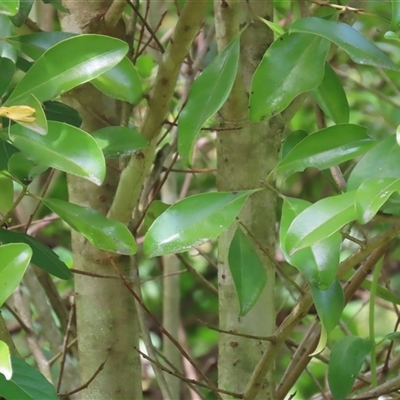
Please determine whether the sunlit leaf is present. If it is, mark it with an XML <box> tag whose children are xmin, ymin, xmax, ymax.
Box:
<box><xmin>0</xmin><ymin>342</ymin><xmax>11</xmax><ymax>381</ymax></box>
<box><xmin>43</xmin><ymin>198</ymin><xmax>137</xmax><ymax>255</ymax></box>
<box><xmin>328</xmin><ymin>336</ymin><xmax>373</xmax><ymax>400</ymax></box>
<box><xmin>0</xmin><ymin>243</ymin><xmax>32</xmax><ymax>307</ymax></box>
<box><xmin>144</xmin><ymin>191</ymin><xmax>253</xmax><ymax>258</ymax></box>
<box><xmin>0</xmin><ymin>0</ymin><xmax>18</xmax><ymax>16</ymax></box>
<box><xmin>277</xmin><ymin>124</ymin><xmax>374</xmax><ymax>177</ymax></box>
<box><xmin>9</xmin><ymin>0</ymin><xmax>34</xmax><ymax>27</ymax></box>
<box><xmin>285</xmin><ymin>191</ymin><xmax>357</xmax><ymax>254</ymax></box>
<box><xmin>5</xmin><ymin>35</ymin><xmax>128</xmax><ymax>105</ymax></box>
<box><xmin>355</xmin><ymin>178</ymin><xmax>400</xmax><ymax>224</ymax></box>
<box><xmin>0</xmin><ymin>229</ymin><xmax>71</xmax><ymax>279</ymax></box>
<box><xmin>249</xmin><ymin>32</ymin><xmax>329</xmax><ymax>121</ymax></box>
<box><xmin>291</xmin><ymin>17</ymin><xmax>399</xmax><ymax>71</ymax></box>
<box><xmin>280</xmin><ymin>197</ymin><xmax>341</xmax><ymax>289</ymax></box>
<box><xmin>348</xmin><ymin>135</ymin><xmax>400</xmax><ymax>191</ymax></box>
<box><xmin>178</xmin><ymin>35</ymin><xmax>240</xmax><ymax>165</ymax></box>
<box><xmin>228</xmin><ymin>227</ymin><xmax>267</xmax><ymax>316</ymax></box>
<box><xmin>313</xmin><ymin>63</ymin><xmax>349</xmax><ymax>124</ymax></box>
<box><xmin>1</xmin><ymin>121</ymin><xmax>105</xmax><ymax>186</ymax></box>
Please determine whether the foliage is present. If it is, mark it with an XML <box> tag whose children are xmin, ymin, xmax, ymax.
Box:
<box><xmin>0</xmin><ymin>1</ymin><xmax>400</xmax><ymax>400</ymax></box>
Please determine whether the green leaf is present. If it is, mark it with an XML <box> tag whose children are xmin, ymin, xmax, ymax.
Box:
<box><xmin>1</xmin><ymin>121</ymin><xmax>105</xmax><ymax>186</ymax></box>
<box><xmin>0</xmin><ymin>229</ymin><xmax>71</xmax><ymax>279</ymax></box>
<box><xmin>385</xmin><ymin>332</ymin><xmax>400</xmax><ymax>341</ymax></box>
<box><xmin>228</xmin><ymin>227</ymin><xmax>267</xmax><ymax>316</ymax></box>
<box><xmin>249</xmin><ymin>32</ymin><xmax>330</xmax><ymax>121</ymax></box>
<box><xmin>281</xmin><ymin>130</ymin><xmax>308</xmax><ymax>160</ymax></box>
<box><xmin>328</xmin><ymin>336</ymin><xmax>373</xmax><ymax>400</ymax></box>
<box><xmin>291</xmin><ymin>17</ymin><xmax>399</xmax><ymax>71</ymax></box>
<box><xmin>92</xmin><ymin>126</ymin><xmax>148</xmax><ymax>158</ymax></box>
<box><xmin>43</xmin><ymin>198</ymin><xmax>137</xmax><ymax>255</ymax></box>
<box><xmin>0</xmin><ymin>0</ymin><xmax>18</xmax><ymax>16</ymax></box>
<box><xmin>0</xmin><ymin>16</ymin><xmax>17</xmax><ymax>61</ymax></box>
<box><xmin>91</xmin><ymin>57</ymin><xmax>142</xmax><ymax>104</ymax></box>
<box><xmin>178</xmin><ymin>36</ymin><xmax>240</xmax><ymax>165</ymax></box>
<box><xmin>277</xmin><ymin>124</ymin><xmax>375</xmax><ymax>177</ymax></box>
<box><xmin>143</xmin><ymin>201</ymin><xmax>170</xmax><ymax>232</ymax></box>
<box><xmin>0</xmin><ymin>175</ymin><xmax>13</xmax><ymax>214</ymax></box>
<box><xmin>0</xmin><ymin>341</ymin><xmax>11</xmax><ymax>380</ymax></box>
<box><xmin>392</xmin><ymin>0</ymin><xmax>400</xmax><ymax>31</ymax></box>
<box><xmin>348</xmin><ymin>135</ymin><xmax>400</xmax><ymax>191</ymax></box>
<box><xmin>9</xmin><ymin>0</ymin><xmax>34</xmax><ymax>27</ymax></box>
<box><xmin>285</xmin><ymin>191</ymin><xmax>357</xmax><ymax>254</ymax></box>
<box><xmin>311</xmin><ymin>279</ymin><xmax>344</xmax><ymax>335</ymax></box>
<box><xmin>144</xmin><ymin>191</ymin><xmax>253</xmax><ymax>258</ymax></box>
<box><xmin>0</xmin><ymin>57</ymin><xmax>15</xmax><ymax>98</ymax></box>
<box><xmin>135</xmin><ymin>55</ymin><xmax>155</xmax><ymax>78</ymax></box>
<box><xmin>7</xmin><ymin>152</ymin><xmax>48</xmax><ymax>184</ymax></box>
<box><xmin>355</xmin><ymin>178</ymin><xmax>400</xmax><ymax>224</ymax></box>
<box><xmin>313</xmin><ymin>63</ymin><xmax>349</xmax><ymax>124</ymax></box>
<box><xmin>5</xmin><ymin>34</ymin><xmax>128</xmax><ymax>105</ymax></box>
<box><xmin>0</xmin><ymin>356</ymin><xmax>58</xmax><ymax>400</ymax></box>
<box><xmin>280</xmin><ymin>197</ymin><xmax>341</xmax><ymax>289</ymax></box>
<box><xmin>5</xmin><ymin>32</ymin><xmax>76</xmax><ymax>60</ymax></box>
<box><xmin>43</xmin><ymin>101</ymin><xmax>82</xmax><ymax>127</ymax></box>
<box><xmin>14</xmin><ymin>94</ymin><xmax>48</xmax><ymax>136</ymax></box>
<box><xmin>384</xmin><ymin>30</ymin><xmax>400</xmax><ymax>44</ymax></box>
<box><xmin>0</xmin><ymin>139</ymin><xmax>18</xmax><ymax>170</ymax></box>
<box><xmin>0</xmin><ymin>243</ymin><xmax>32</xmax><ymax>307</ymax></box>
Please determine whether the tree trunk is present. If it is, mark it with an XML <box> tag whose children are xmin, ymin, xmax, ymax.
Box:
<box><xmin>215</xmin><ymin>1</ymin><xmax>282</xmax><ymax>398</ymax></box>
<box><xmin>59</xmin><ymin>5</ymin><xmax>142</xmax><ymax>399</ymax></box>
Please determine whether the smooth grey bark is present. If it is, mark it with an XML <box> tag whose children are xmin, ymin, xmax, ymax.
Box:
<box><xmin>214</xmin><ymin>1</ymin><xmax>282</xmax><ymax>398</ymax></box>
<box><xmin>59</xmin><ymin>6</ymin><xmax>142</xmax><ymax>399</ymax></box>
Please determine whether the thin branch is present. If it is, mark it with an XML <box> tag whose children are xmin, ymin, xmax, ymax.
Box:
<box><xmin>58</xmin><ymin>360</ymin><xmax>106</xmax><ymax>397</ymax></box>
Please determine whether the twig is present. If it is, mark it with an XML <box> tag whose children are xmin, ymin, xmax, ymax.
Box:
<box><xmin>58</xmin><ymin>360</ymin><xmax>106</xmax><ymax>397</ymax></box>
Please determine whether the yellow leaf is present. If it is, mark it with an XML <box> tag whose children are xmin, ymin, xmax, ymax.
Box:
<box><xmin>0</xmin><ymin>106</ymin><xmax>36</xmax><ymax>123</ymax></box>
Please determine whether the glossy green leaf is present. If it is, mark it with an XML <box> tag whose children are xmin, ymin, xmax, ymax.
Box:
<box><xmin>313</xmin><ymin>63</ymin><xmax>349</xmax><ymax>124</ymax></box>
<box><xmin>144</xmin><ymin>191</ymin><xmax>253</xmax><ymax>258</ymax></box>
<box><xmin>348</xmin><ymin>135</ymin><xmax>400</xmax><ymax>191</ymax></box>
<box><xmin>92</xmin><ymin>126</ymin><xmax>148</xmax><ymax>158</ymax></box>
<box><xmin>355</xmin><ymin>178</ymin><xmax>400</xmax><ymax>224</ymax></box>
<box><xmin>0</xmin><ymin>139</ymin><xmax>18</xmax><ymax>170</ymax></box>
<box><xmin>311</xmin><ymin>279</ymin><xmax>344</xmax><ymax>335</ymax></box>
<box><xmin>178</xmin><ymin>36</ymin><xmax>240</xmax><ymax>165</ymax></box>
<box><xmin>281</xmin><ymin>130</ymin><xmax>308</xmax><ymax>159</ymax></box>
<box><xmin>14</xmin><ymin>94</ymin><xmax>48</xmax><ymax>136</ymax></box>
<box><xmin>328</xmin><ymin>336</ymin><xmax>373</xmax><ymax>400</ymax></box>
<box><xmin>0</xmin><ymin>175</ymin><xmax>13</xmax><ymax>214</ymax></box>
<box><xmin>228</xmin><ymin>227</ymin><xmax>267</xmax><ymax>316</ymax></box>
<box><xmin>0</xmin><ymin>229</ymin><xmax>71</xmax><ymax>279</ymax></box>
<box><xmin>9</xmin><ymin>0</ymin><xmax>34</xmax><ymax>27</ymax></box>
<box><xmin>249</xmin><ymin>33</ymin><xmax>329</xmax><ymax>121</ymax></box>
<box><xmin>0</xmin><ymin>356</ymin><xmax>58</xmax><ymax>400</ymax></box>
<box><xmin>91</xmin><ymin>57</ymin><xmax>142</xmax><ymax>104</ymax></box>
<box><xmin>0</xmin><ymin>0</ymin><xmax>18</xmax><ymax>16</ymax></box>
<box><xmin>291</xmin><ymin>17</ymin><xmax>399</xmax><ymax>71</ymax></box>
<box><xmin>285</xmin><ymin>191</ymin><xmax>357</xmax><ymax>254</ymax></box>
<box><xmin>392</xmin><ymin>0</ymin><xmax>400</xmax><ymax>31</ymax></box>
<box><xmin>143</xmin><ymin>201</ymin><xmax>170</xmax><ymax>232</ymax></box>
<box><xmin>384</xmin><ymin>30</ymin><xmax>400</xmax><ymax>44</ymax></box>
<box><xmin>0</xmin><ymin>16</ymin><xmax>16</xmax><ymax>61</ymax></box>
<box><xmin>5</xmin><ymin>32</ymin><xmax>76</xmax><ymax>60</ymax></box>
<box><xmin>5</xmin><ymin>35</ymin><xmax>128</xmax><ymax>105</ymax></box>
<box><xmin>0</xmin><ymin>243</ymin><xmax>32</xmax><ymax>307</ymax></box>
<box><xmin>7</xmin><ymin>152</ymin><xmax>48</xmax><ymax>184</ymax></box>
<box><xmin>43</xmin><ymin>101</ymin><xmax>82</xmax><ymax>127</ymax></box>
<box><xmin>43</xmin><ymin>198</ymin><xmax>137</xmax><ymax>255</ymax></box>
<box><xmin>0</xmin><ymin>341</ymin><xmax>11</xmax><ymax>380</ymax></box>
<box><xmin>1</xmin><ymin>121</ymin><xmax>105</xmax><ymax>185</ymax></box>
<box><xmin>277</xmin><ymin>124</ymin><xmax>374</xmax><ymax>177</ymax></box>
<box><xmin>0</xmin><ymin>58</ymin><xmax>15</xmax><ymax>98</ymax></box>
<box><xmin>280</xmin><ymin>197</ymin><xmax>341</xmax><ymax>289</ymax></box>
